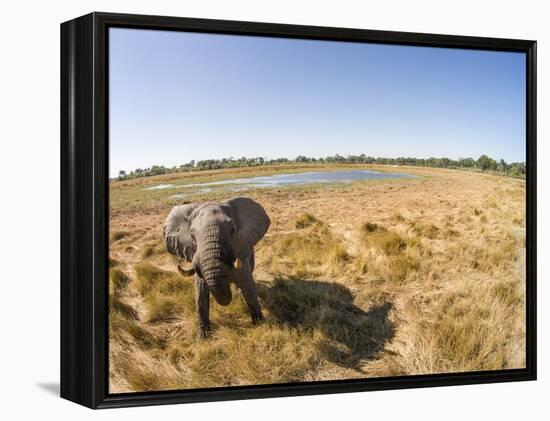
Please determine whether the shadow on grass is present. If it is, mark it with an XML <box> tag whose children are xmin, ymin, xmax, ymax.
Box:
<box><xmin>258</xmin><ymin>278</ymin><xmax>394</xmax><ymax>371</ymax></box>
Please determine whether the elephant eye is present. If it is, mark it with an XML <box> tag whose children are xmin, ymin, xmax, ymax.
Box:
<box><xmin>230</xmin><ymin>227</ymin><xmax>235</xmax><ymax>235</ymax></box>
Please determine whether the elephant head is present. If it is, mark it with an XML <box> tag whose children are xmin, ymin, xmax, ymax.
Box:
<box><xmin>163</xmin><ymin>197</ymin><xmax>270</xmax><ymax>306</ymax></box>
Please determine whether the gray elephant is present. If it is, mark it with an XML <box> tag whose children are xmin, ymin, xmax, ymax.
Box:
<box><xmin>163</xmin><ymin>197</ymin><xmax>270</xmax><ymax>338</ymax></box>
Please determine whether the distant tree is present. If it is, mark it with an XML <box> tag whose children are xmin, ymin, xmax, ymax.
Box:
<box><xmin>498</xmin><ymin>159</ymin><xmax>509</xmax><ymax>173</ymax></box>
<box><xmin>459</xmin><ymin>157</ymin><xmax>475</xmax><ymax>168</ymax></box>
<box><xmin>477</xmin><ymin>155</ymin><xmax>497</xmax><ymax>171</ymax></box>
<box><xmin>113</xmin><ymin>152</ymin><xmax>522</xmax><ymax>181</ymax></box>
<box><xmin>508</xmin><ymin>162</ymin><xmax>526</xmax><ymax>177</ymax></box>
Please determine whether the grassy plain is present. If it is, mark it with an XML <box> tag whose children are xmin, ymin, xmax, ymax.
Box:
<box><xmin>108</xmin><ymin>164</ymin><xmax>526</xmax><ymax>393</ymax></box>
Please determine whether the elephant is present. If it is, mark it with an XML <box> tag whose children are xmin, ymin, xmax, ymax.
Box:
<box><xmin>163</xmin><ymin>197</ymin><xmax>270</xmax><ymax>338</ymax></box>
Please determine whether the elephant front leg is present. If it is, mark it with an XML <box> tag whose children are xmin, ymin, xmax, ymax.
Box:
<box><xmin>237</xmin><ymin>260</ymin><xmax>263</xmax><ymax>324</ymax></box>
<box><xmin>194</xmin><ymin>274</ymin><xmax>211</xmax><ymax>338</ymax></box>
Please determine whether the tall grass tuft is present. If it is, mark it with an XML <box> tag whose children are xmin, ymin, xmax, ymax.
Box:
<box><xmin>361</xmin><ymin>223</ymin><xmax>407</xmax><ymax>255</ymax></box>
<box><xmin>295</xmin><ymin>212</ymin><xmax>320</xmax><ymax>229</ymax></box>
<box><xmin>409</xmin><ymin>221</ymin><xmax>440</xmax><ymax>239</ymax></box>
<box><xmin>110</xmin><ymin>230</ymin><xmax>129</xmax><ymax>243</ymax></box>
<box><xmin>134</xmin><ymin>263</ymin><xmax>195</xmax><ymax>322</ymax></box>
<box><xmin>263</xmin><ymin>218</ymin><xmax>350</xmax><ymax>278</ymax></box>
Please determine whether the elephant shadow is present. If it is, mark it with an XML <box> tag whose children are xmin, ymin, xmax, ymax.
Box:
<box><xmin>257</xmin><ymin>278</ymin><xmax>394</xmax><ymax>371</ymax></box>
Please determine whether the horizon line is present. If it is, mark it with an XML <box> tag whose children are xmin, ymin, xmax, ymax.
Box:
<box><xmin>112</xmin><ymin>152</ymin><xmax>526</xmax><ymax>175</ymax></box>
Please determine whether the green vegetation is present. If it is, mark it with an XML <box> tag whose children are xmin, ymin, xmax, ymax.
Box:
<box><xmin>115</xmin><ymin>153</ymin><xmax>526</xmax><ymax>181</ymax></box>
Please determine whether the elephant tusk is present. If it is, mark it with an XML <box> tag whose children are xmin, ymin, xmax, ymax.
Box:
<box><xmin>177</xmin><ymin>263</ymin><xmax>195</xmax><ymax>277</ymax></box>
<box><xmin>234</xmin><ymin>258</ymin><xmax>242</xmax><ymax>269</ymax></box>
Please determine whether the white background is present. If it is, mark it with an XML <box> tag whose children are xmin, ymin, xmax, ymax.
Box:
<box><xmin>0</xmin><ymin>0</ymin><xmax>547</xmax><ymax>419</ymax></box>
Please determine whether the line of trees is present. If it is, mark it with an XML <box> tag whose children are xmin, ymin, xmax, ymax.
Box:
<box><xmin>116</xmin><ymin>154</ymin><xmax>526</xmax><ymax>181</ymax></box>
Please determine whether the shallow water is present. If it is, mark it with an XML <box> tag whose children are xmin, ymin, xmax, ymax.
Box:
<box><xmin>144</xmin><ymin>183</ymin><xmax>176</xmax><ymax>190</ymax></box>
<box><xmin>145</xmin><ymin>169</ymin><xmax>413</xmax><ymax>193</ymax></box>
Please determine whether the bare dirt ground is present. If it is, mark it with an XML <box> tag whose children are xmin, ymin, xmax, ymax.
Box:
<box><xmin>108</xmin><ymin>165</ymin><xmax>526</xmax><ymax>393</ymax></box>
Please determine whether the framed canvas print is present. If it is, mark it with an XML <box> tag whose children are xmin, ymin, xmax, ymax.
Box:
<box><xmin>60</xmin><ymin>12</ymin><xmax>536</xmax><ymax>409</ymax></box>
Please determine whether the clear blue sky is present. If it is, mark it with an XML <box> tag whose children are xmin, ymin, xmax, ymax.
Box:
<box><xmin>109</xmin><ymin>27</ymin><xmax>526</xmax><ymax>177</ymax></box>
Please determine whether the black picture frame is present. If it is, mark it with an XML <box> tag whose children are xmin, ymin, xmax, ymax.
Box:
<box><xmin>60</xmin><ymin>11</ymin><xmax>537</xmax><ymax>409</ymax></box>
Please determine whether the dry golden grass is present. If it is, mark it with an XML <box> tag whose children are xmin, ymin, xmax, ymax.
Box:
<box><xmin>108</xmin><ymin>165</ymin><xmax>526</xmax><ymax>393</ymax></box>
<box><xmin>262</xmin><ymin>220</ymin><xmax>350</xmax><ymax>279</ymax></box>
<box><xmin>295</xmin><ymin>212</ymin><xmax>321</xmax><ymax>229</ymax></box>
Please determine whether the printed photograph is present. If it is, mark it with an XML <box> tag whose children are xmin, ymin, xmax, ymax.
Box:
<box><xmin>108</xmin><ymin>28</ymin><xmax>526</xmax><ymax>393</ymax></box>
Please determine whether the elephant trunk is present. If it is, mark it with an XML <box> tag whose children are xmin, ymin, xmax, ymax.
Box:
<box><xmin>197</xmin><ymin>225</ymin><xmax>233</xmax><ymax>306</ymax></box>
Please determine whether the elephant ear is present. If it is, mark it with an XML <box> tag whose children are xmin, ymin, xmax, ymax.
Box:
<box><xmin>163</xmin><ymin>204</ymin><xmax>199</xmax><ymax>262</ymax></box>
<box><xmin>225</xmin><ymin>197</ymin><xmax>270</xmax><ymax>259</ymax></box>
